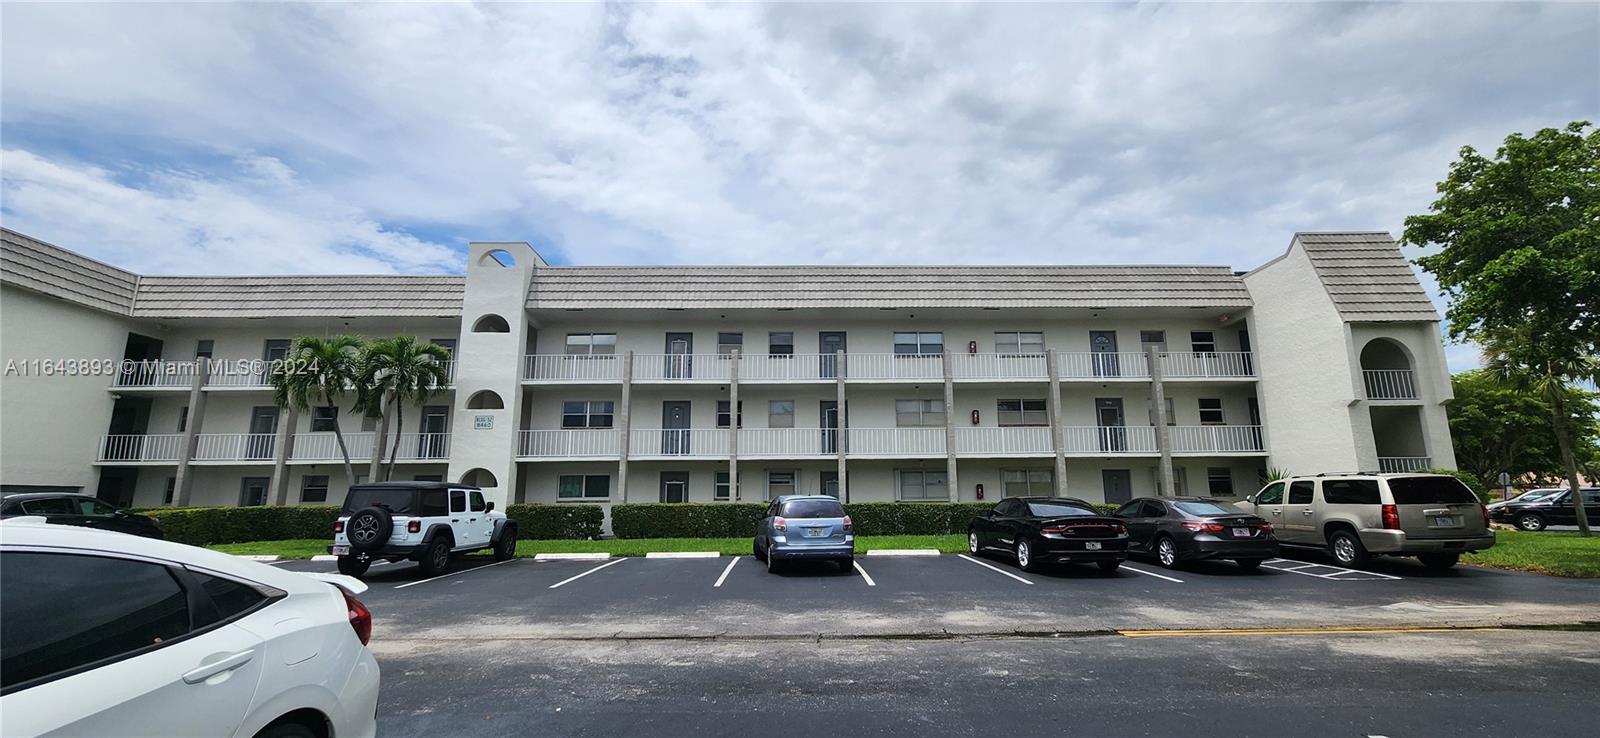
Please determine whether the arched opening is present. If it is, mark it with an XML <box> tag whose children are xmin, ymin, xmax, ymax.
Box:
<box><xmin>1370</xmin><ymin>406</ymin><xmax>1429</xmax><ymax>472</ymax></box>
<box><xmin>1359</xmin><ymin>338</ymin><xmax>1416</xmax><ymax>400</ymax></box>
<box><xmin>471</xmin><ymin>314</ymin><xmax>511</xmax><ymax>333</ymax></box>
<box><xmin>460</xmin><ymin>468</ymin><xmax>499</xmax><ymax>488</ymax></box>
<box><xmin>466</xmin><ymin>390</ymin><xmax>505</xmax><ymax>410</ymax></box>
<box><xmin>478</xmin><ymin>249</ymin><xmax>516</xmax><ymax>268</ymax></box>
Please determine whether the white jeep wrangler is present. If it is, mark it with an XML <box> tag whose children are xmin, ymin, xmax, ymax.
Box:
<box><xmin>329</xmin><ymin>481</ymin><xmax>518</xmax><ymax>578</ymax></box>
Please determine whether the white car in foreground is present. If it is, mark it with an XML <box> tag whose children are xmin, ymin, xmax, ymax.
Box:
<box><xmin>0</xmin><ymin>521</ymin><xmax>379</xmax><ymax>738</ymax></box>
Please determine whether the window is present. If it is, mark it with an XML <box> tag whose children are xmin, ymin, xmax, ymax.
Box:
<box><xmin>430</xmin><ymin>338</ymin><xmax>456</xmax><ymax>357</ymax></box>
<box><xmin>471</xmin><ymin>315</ymin><xmax>510</xmax><ymax>333</ymax></box>
<box><xmin>413</xmin><ymin>475</ymin><xmax>444</xmax><ymax>482</ymax></box>
<box><xmin>76</xmin><ymin>498</ymin><xmax>119</xmax><ymax>516</ymax></box>
<box><xmin>1</xmin><ymin>553</ymin><xmax>192</xmax><ymax>690</ymax></box>
<box><xmin>239</xmin><ymin>478</ymin><xmax>269</xmax><ymax>507</ymax></box>
<box><xmin>895</xmin><ymin>399</ymin><xmax>945</xmax><ymax>427</ymax></box>
<box><xmin>716</xmin><ymin>401</ymin><xmax>743</xmax><ymax>429</ymax></box>
<box><xmin>1152</xmin><ymin>467</ymin><xmax>1188</xmax><ymax>495</ymax></box>
<box><xmin>997</xmin><ymin>399</ymin><xmax>1048</xmax><ymax>426</ymax></box>
<box><xmin>311</xmin><ymin>406</ymin><xmax>339</xmax><ymax>432</ymax></box>
<box><xmin>1148</xmin><ymin>397</ymin><xmax>1175</xmax><ymax>426</ymax></box>
<box><xmin>1198</xmin><ymin>398</ymin><xmax>1225</xmax><ymax>425</ymax></box>
<box><xmin>1113</xmin><ymin>500</ymin><xmax>1142</xmax><ymax>517</ymax></box>
<box><xmin>469</xmin><ymin>491</ymin><xmax>486</xmax><ymax>512</ymax></box>
<box><xmin>194</xmin><ymin>340</ymin><xmax>214</xmax><ymax>359</ymax></box>
<box><xmin>163</xmin><ymin>477</ymin><xmax>176</xmax><ymax>505</ymax></box>
<box><xmin>1323</xmin><ymin>479</ymin><xmax>1381</xmax><ymax>505</ymax></box>
<box><xmin>715</xmin><ymin>472</ymin><xmax>735</xmax><ymax>500</ymax></box>
<box><xmin>768</xmin><ymin>401</ymin><xmax>794</xmax><ymax>428</ymax></box>
<box><xmin>1387</xmin><ymin>477</ymin><xmax>1478</xmax><ymax>505</ymax></box>
<box><xmin>717</xmin><ymin>332</ymin><xmax>744</xmax><ymax>355</ymax></box>
<box><xmin>300</xmin><ymin>475</ymin><xmax>329</xmax><ymax>503</ymax></box>
<box><xmin>191</xmin><ymin>572</ymin><xmax>266</xmax><ymax>621</ymax></box>
<box><xmin>995</xmin><ymin>332</ymin><xmax>1044</xmax><ymax>355</ymax></box>
<box><xmin>450</xmin><ymin>489</ymin><xmax>466</xmax><ymax>513</ymax></box>
<box><xmin>263</xmin><ymin>339</ymin><xmax>290</xmax><ymax>362</ymax></box>
<box><xmin>1191</xmin><ymin>331</ymin><xmax>1216</xmax><ymax>354</ymax></box>
<box><xmin>177</xmin><ymin>406</ymin><xmax>188</xmax><ymax>433</ymax></box>
<box><xmin>1139</xmin><ymin>331</ymin><xmax>1166</xmax><ymax>352</ymax></box>
<box><xmin>1206</xmin><ymin>468</ymin><xmax>1233</xmax><ymax>497</ymax></box>
<box><xmin>1140</xmin><ymin>499</ymin><xmax>1169</xmax><ymax>517</ymax></box>
<box><xmin>419</xmin><ymin>490</ymin><xmax>448</xmax><ymax>516</ymax></box>
<box><xmin>897</xmin><ymin>470</ymin><xmax>948</xmax><ymax>501</ymax></box>
<box><xmin>562</xmin><ymin>401</ymin><xmax>615</xmax><ymax>429</ymax></box>
<box><xmin>565</xmin><ymin>333</ymin><xmax>616</xmax><ymax>356</ymax></box>
<box><xmin>361</xmin><ymin>406</ymin><xmax>380</xmax><ymax>432</ymax></box>
<box><xmin>769</xmin><ymin>332</ymin><xmax>794</xmax><ymax>356</ymax></box>
<box><xmin>767</xmin><ymin>471</ymin><xmax>797</xmax><ymax>498</ymax></box>
<box><xmin>893</xmin><ymin>332</ymin><xmax>944</xmax><ymax>356</ymax></box>
<box><xmin>559</xmin><ymin>474</ymin><xmax>610</xmax><ymax>500</ymax></box>
<box><xmin>1288</xmin><ymin>480</ymin><xmax>1315</xmax><ymax>505</ymax></box>
<box><xmin>21</xmin><ymin>498</ymin><xmax>74</xmax><ymax>515</ymax></box>
<box><xmin>1175</xmin><ymin>500</ymin><xmax>1245</xmax><ymax>516</ymax></box>
<box><xmin>780</xmin><ymin>498</ymin><xmax>845</xmax><ymax>518</ymax></box>
<box><xmin>1001</xmin><ymin>469</ymin><xmax>1054</xmax><ymax>497</ymax></box>
<box><xmin>1255</xmin><ymin>481</ymin><xmax>1285</xmax><ymax>505</ymax></box>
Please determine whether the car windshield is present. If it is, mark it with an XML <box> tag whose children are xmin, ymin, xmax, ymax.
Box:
<box><xmin>1388</xmin><ymin>477</ymin><xmax>1478</xmax><ymax>505</ymax></box>
<box><xmin>1025</xmin><ymin>502</ymin><xmax>1097</xmax><ymax>518</ymax></box>
<box><xmin>342</xmin><ymin>488</ymin><xmax>416</xmax><ymax>514</ymax></box>
<box><xmin>780</xmin><ymin>499</ymin><xmax>845</xmax><ymax>518</ymax></box>
<box><xmin>1174</xmin><ymin>501</ymin><xmax>1245</xmax><ymax>516</ymax></box>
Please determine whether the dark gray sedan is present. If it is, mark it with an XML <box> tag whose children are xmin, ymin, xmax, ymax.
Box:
<box><xmin>1113</xmin><ymin>497</ymin><xmax>1276</xmax><ymax>569</ymax></box>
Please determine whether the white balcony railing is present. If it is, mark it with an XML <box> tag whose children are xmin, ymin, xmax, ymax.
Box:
<box><xmin>111</xmin><ymin>361</ymin><xmax>199</xmax><ymax>388</ymax></box>
<box><xmin>1061</xmin><ymin>426</ymin><xmax>1159</xmax><ymax>454</ymax></box>
<box><xmin>1364</xmin><ymin>369</ymin><xmax>1417</xmax><ymax>400</ymax></box>
<box><xmin>523</xmin><ymin>354</ymin><xmax>625</xmax><ymax>382</ymax></box>
<box><xmin>954</xmin><ymin>426</ymin><xmax>1054</xmax><ymax>456</ymax></box>
<box><xmin>290</xmin><ymin>432</ymin><xmax>370</xmax><ymax>461</ymax></box>
<box><xmin>1055</xmin><ymin>352</ymin><xmax>1152</xmax><ymax>379</ymax></box>
<box><xmin>949</xmin><ymin>353</ymin><xmax>1048</xmax><ymax>381</ymax></box>
<box><xmin>738</xmin><ymin>428</ymin><xmax>837</xmax><ymax>458</ymax></box>
<box><xmin>631</xmin><ymin>354</ymin><xmax>735</xmax><ymax>382</ymax></box>
<box><xmin>629</xmin><ymin>428</ymin><xmax>731</xmax><ymax>456</ymax></box>
<box><xmin>518</xmin><ymin>429</ymin><xmax>621</xmax><ymax>458</ymax></box>
<box><xmin>97</xmin><ymin>433</ymin><xmax>184</xmax><ymax>462</ymax></box>
<box><xmin>835</xmin><ymin>353</ymin><xmax>945</xmax><ymax>382</ymax></box>
<box><xmin>193</xmin><ymin>433</ymin><xmax>278</xmax><ymax>462</ymax></box>
<box><xmin>846</xmin><ymin>428</ymin><xmax>946</xmax><ymax>457</ymax></box>
<box><xmin>1379</xmin><ymin>456</ymin><xmax>1431</xmax><ymax>473</ymax></box>
<box><xmin>1169</xmin><ymin>425</ymin><xmax>1265</xmax><ymax>453</ymax></box>
<box><xmin>1161</xmin><ymin>351</ymin><xmax>1256</xmax><ymax>379</ymax></box>
<box><xmin>738</xmin><ymin>353</ymin><xmax>830</xmax><ymax>382</ymax></box>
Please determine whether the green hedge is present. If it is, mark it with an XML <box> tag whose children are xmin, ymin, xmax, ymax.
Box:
<box><xmin>610</xmin><ymin>501</ymin><xmax>1125</xmax><ymax>538</ymax></box>
<box><xmin>137</xmin><ymin>503</ymin><xmax>604</xmax><ymax>545</ymax></box>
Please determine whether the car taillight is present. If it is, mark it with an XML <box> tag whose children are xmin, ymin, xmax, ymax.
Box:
<box><xmin>333</xmin><ymin>520</ymin><xmax>344</xmax><ymax>534</ymax></box>
<box><xmin>1041</xmin><ymin>524</ymin><xmax>1066</xmax><ymax>534</ymax></box>
<box><xmin>1182</xmin><ymin>522</ymin><xmax>1226</xmax><ymax>533</ymax></box>
<box><xmin>1258</xmin><ymin>521</ymin><xmax>1274</xmax><ymax>533</ymax></box>
<box><xmin>407</xmin><ymin>520</ymin><xmax>421</xmax><ymax>534</ymax></box>
<box><xmin>774</xmin><ymin>516</ymin><xmax>786</xmax><ymax>532</ymax></box>
<box><xmin>1109</xmin><ymin>522</ymin><xmax>1126</xmax><ymax>535</ymax></box>
<box><xmin>343</xmin><ymin>590</ymin><xmax>372</xmax><ymax>646</ymax></box>
<box><xmin>842</xmin><ymin>515</ymin><xmax>853</xmax><ymax>533</ymax></box>
<box><xmin>1382</xmin><ymin>504</ymin><xmax>1401</xmax><ymax>530</ymax></box>
<box><xmin>1480</xmin><ymin>504</ymin><xmax>1490</xmax><ymax>528</ymax></box>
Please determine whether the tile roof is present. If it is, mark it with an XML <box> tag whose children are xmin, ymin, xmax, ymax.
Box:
<box><xmin>527</xmin><ymin>265</ymin><xmax>1253</xmax><ymax>310</ymax></box>
<box><xmin>1294</xmin><ymin>232</ymin><xmax>1440</xmax><ymax>322</ymax></box>
<box><xmin>1</xmin><ymin>229</ymin><xmax>139</xmax><ymax>314</ymax></box>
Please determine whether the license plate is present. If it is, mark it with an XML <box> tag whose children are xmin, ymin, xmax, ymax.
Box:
<box><xmin>330</xmin><ymin>545</ymin><xmax>350</xmax><ymax>555</ymax></box>
<box><xmin>1432</xmin><ymin>516</ymin><xmax>1457</xmax><ymax>527</ymax></box>
<box><xmin>1084</xmin><ymin>541</ymin><xmax>1102</xmax><ymax>550</ymax></box>
<box><xmin>803</xmin><ymin>528</ymin><xmax>827</xmax><ymax>538</ymax></box>
<box><xmin>1232</xmin><ymin>527</ymin><xmax>1251</xmax><ymax>537</ymax></box>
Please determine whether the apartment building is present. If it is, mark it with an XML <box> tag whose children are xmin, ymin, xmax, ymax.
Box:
<box><xmin>0</xmin><ymin>228</ymin><xmax>1455</xmax><ymax>520</ymax></box>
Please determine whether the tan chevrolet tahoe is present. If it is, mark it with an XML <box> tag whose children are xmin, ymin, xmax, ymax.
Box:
<box><xmin>1242</xmin><ymin>473</ymin><xmax>1493</xmax><ymax>570</ymax></box>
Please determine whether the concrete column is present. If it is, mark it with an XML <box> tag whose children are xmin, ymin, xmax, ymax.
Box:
<box><xmin>617</xmin><ymin>350</ymin><xmax>633</xmax><ymax>504</ymax></box>
<box><xmin>729</xmin><ymin>350</ymin><xmax>740</xmax><ymax>501</ymax></box>
<box><xmin>1046</xmin><ymin>350</ymin><xmax>1068</xmax><ymax>497</ymax></box>
<box><xmin>172</xmin><ymin>358</ymin><xmax>211</xmax><ymax>507</ymax></box>
<box><xmin>835</xmin><ymin>350</ymin><xmax>848</xmax><ymax>503</ymax></box>
<box><xmin>1147</xmin><ymin>346</ymin><xmax>1175</xmax><ymax>497</ymax></box>
<box><xmin>942</xmin><ymin>352</ymin><xmax>959</xmax><ymax>502</ymax></box>
<box><xmin>268</xmin><ymin>407</ymin><xmax>297</xmax><ymax>505</ymax></box>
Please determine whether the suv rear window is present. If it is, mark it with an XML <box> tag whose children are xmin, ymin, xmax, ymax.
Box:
<box><xmin>780</xmin><ymin>499</ymin><xmax>846</xmax><ymax>518</ymax></box>
<box><xmin>1388</xmin><ymin>477</ymin><xmax>1478</xmax><ymax>505</ymax></box>
<box><xmin>342</xmin><ymin>488</ymin><xmax>418</xmax><ymax>514</ymax></box>
<box><xmin>1322</xmin><ymin>480</ymin><xmax>1381</xmax><ymax>505</ymax></box>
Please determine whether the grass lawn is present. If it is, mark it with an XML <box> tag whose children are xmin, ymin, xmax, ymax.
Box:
<box><xmin>1465</xmin><ymin>530</ymin><xmax>1600</xmax><ymax>578</ymax></box>
<box><xmin>211</xmin><ymin>534</ymin><xmax>969</xmax><ymax>559</ymax></box>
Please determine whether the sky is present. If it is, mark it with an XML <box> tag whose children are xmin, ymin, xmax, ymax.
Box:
<box><xmin>2</xmin><ymin>2</ymin><xmax>1596</xmax><ymax>372</ymax></box>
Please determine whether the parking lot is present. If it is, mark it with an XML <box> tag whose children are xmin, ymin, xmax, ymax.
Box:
<box><xmin>275</xmin><ymin>549</ymin><xmax>1600</xmax><ymax>639</ymax></box>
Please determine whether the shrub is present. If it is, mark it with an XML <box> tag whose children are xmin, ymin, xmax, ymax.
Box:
<box><xmin>135</xmin><ymin>505</ymin><xmax>340</xmax><ymax>546</ymax></box>
<box><xmin>505</xmin><ymin>503</ymin><xmax>603</xmax><ymax>540</ymax></box>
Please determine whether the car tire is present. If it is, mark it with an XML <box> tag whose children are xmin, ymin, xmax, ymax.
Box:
<box><xmin>840</xmin><ymin>556</ymin><xmax>854</xmax><ymax>573</ymax></box>
<box><xmin>753</xmin><ymin>539</ymin><xmax>765</xmax><ymax>561</ymax></box>
<box><xmin>1154</xmin><ymin>536</ymin><xmax>1180</xmax><ymax>569</ymax></box>
<box><xmin>1515</xmin><ymin>513</ymin><xmax>1547</xmax><ymax>532</ymax></box>
<box><xmin>1235</xmin><ymin>559</ymin><xmax>1264</xmax><ymax>571</ymax></box>
<box><xmin>1096</xmin><ymin>559</ymin><xmax>1121</xmax><ymax>574</ymax></box>
<box><xmin>344</xmin><ymin>506</ymin><xmax>393</xmax><ymax>553</ymax></box>
<box><xmin>253</xmin><ymin>720</ymin><xmax>317</xmax><ymax>738</ymax></box>
<box><xmin>1016</xmin><ymin>538</ymin><xmax>1040</xmax><ymax>573</ymax></box>
<box><xmin>968</xmin><ymin>530</ymin><xmax>980</xmax><ymax>556</ymax></box>
<box><xmin>492</xmin><ymin>527</ymin><xmax>518</xmax><ymax>562</ymax></box>
<box><xmin>1418</xmin><ymin>553</ymin><xmax>1460</xmax><ymax>570</ymax></box>
<box><xmin>1328</xmin><ymin>529</ymin><xmax>1370</xmax><ymax>568</ymax></box>
<box><xmin>336</xmin><ymin>556</ymin><xmax>370</xmax><ymax>578</ymax></box>
<box><xmin>418</xmin><ymin>538</ymin><xmax>452</xmax><ymax>577</ymax></box>
<box><xmin>766</xmin><ymin>545</ymin><xmax>781</xmax><ymax>574</ymax></box>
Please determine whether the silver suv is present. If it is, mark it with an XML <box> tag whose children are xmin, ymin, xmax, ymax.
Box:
<box><xmin>1242</xmin><ymin>473</ymin><xmax>1493</xmax><ymax>569</ymax></box>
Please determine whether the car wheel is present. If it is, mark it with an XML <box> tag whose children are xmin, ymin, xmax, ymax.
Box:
<box><xmin>1154</xmin><ymin>536</ymin><xmax>1179</xmax><ymax>569</ymax></box>
<box><xmin>1418</xmin><ymin>553</ymin><xmax>1460</xmax><ymax>570</ymax></box>
<box><xmin>1016</xmin><ymin>538</ymin><xmax>1040</xmax><ymax>573</ymax></box>
<box><xmin>753</xmin><ymin>539</ymin><xmax>764</xmax><ymax>560</ymax></box>
<box><xmin>766</xmin><ymin>545</ymin><xmax>781</xmax><ymax>574</ymax></box>
<box><xmin>1235</xmin><ymin>559</ymin><xmax>1264</xmax><ymax>571</ymax></box>
<box><xmin>253</xmin><ymin>720</ymin><xmax>317</xmax><ymax>738</ymax></box>
<box><xmin>1516</xmin><ymin>513</ymin><xmax>1546</xmax><ymax>532</ymax></box>
<box><xmin>1096</xmin><ymin>559</ymin><xmax>1121</xmax><ymax>574</ymax></box>
<box><xmin>1328</xmin><ymin>529</ymin><xmax>1370</xmax><ymax>568</ymax></box>
<box><xmin>336</xmin><ymin>556</ymin><xmax>370</xmax><ymax>578</ymax></box>
<box><xmin>840</xmin><ymin>556</ymin><xmax>854</xmax><ymax>573</ymax></box>
<box><xmin>967</xmin><ymin>530</ymin><xmax>980</xmax><ymax>556</ymax></box>
<box><xmin>418</xmin><ymin>539</ymin><xmax>452</xmax><ymax>577</ymax></box>
<box><xmin>492</xmin><ymin>529</ymin><xmax>517</xmax><ymax>562</ymax></box>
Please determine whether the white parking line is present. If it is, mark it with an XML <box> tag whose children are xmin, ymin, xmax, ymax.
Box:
<box><xmin>852</xmin><ymin>560</ymin><xmax>877</xmax><ymax>586</ymax></box>
<box><xmin>866</xmin><ymin>549</ymin><xmax>940</xmax><ymax>556</ymax></box>
<box><xmin>548</xmin><ymin>557</ymin><xmax>627</xmax><ymax>589</ymax></box>
<box><xmin>956</xmin><ymin>554</ymin><xmax>1034</xmax><ymax>584</ymax></box>
<box><xmin>1121</xmin><ymin>564</ymin><xmax>1184</xmax><ymax>583</ymax></box>
<box><xmin>534</xmin><ymin>552</ymin><xmax>611</xmax><ymax>561</ymax></box>
<box><xmin>645</xmin><ymin>551</ymin><xmax>720</xmax><ymax>558</ymax></box>
<box><xmin>393</xmin><ymin>559</ymin><xmax>517</xmax><ymax>589</ymax></box>
<box><xmin>1261</xmin><ymin>558</ymin><xmax>1402</xmax><ymax>581</ymax></box>
<box><xmin>713</xmin><ymin>556</ymin><xmax>739</xmax><ymax>587</ymax></box>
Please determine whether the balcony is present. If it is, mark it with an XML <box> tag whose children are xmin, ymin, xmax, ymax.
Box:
<box><xmin>1363</xmin><ymin>369</ymin><xmax>1417</xmax><ymax>400</ymax></box>
<box><xmin>111</xmin><ymin>359</ymin><xmax>456</xmax><ymax>391</ymax></box>
<box><xmin>1169</xmin><ymin>425</ymin><xmax>1265</xmax><ymax>454</ymax></box>
<box><xmin>844</xmin><ymin>428</ymin><xmax>946</xmax><ymax>458</ymax></box>
<box><xmin>192</xmin><ymin>433</ymin><xmax>279</xmax><ymax>463</ymax></box>
<box><xmin>1061</xmin><ymin>426</ymin><xmax>1159</xmax><ymax>455</ymax></box>
<box><xmin>110</xmin><ymin>361</ymin><xmax>198</xmax><ymax>390</ymax></box>
<box><xmin>518</xmin><ymin>429</ymin><xmax>621</xmax><ymax>460</ymax></box>
<box><xmin>289</xmin><ymin>432</ymin><xmax>451</xmax><ymax>463</ymax></box>
<box><xmin>1160</xmin><ymin>352</ymin><xmax>1256</xmax><ymax>379</ymax></box>
<box><xmin>97</xmin><ymin>433</ymin><xmax>184</xmax><ymax>463</ymax></box>
<box><xmin>1379</xmin><ymin>456</ymin><xmax>1431</xmax><ymax>473</ymax></box>
<box><xmin>629</xmin><ymin>428</ymin><xmax>732</xmax><ymax>459</ymax></box>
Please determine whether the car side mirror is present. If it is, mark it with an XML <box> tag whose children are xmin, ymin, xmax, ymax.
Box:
<box><xmin>485</xmin><ymin>502</ymin><xmax>495</xmax><ymax>513</ymax></box>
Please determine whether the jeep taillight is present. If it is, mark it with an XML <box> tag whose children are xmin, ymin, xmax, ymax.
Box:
<box><xmin>333</xmin><ymin>520</ymin><xmax>344</xmax><ymax>534</ymax></box>
<box><xmin>407</xmin><ymin>520</ymin><xmax>421</xmax><ymax>534</ymax></box>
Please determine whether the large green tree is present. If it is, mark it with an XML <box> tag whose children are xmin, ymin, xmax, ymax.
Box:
<box><xmin>1447</xmin><ymin>368</ymin><xmax>1599</xmax><ymax>489</ymax></box>
<box><xmin>1404</xmin><ymin>120</ymin><xmax>1599</xmax><ymax>535</ymax></box>
<box><xmin>358</xmin><ymin>336</ymin><xmax>452</xmax><ymax>482</ymax></box>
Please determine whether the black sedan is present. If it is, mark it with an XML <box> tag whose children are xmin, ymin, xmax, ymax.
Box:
<box><xmin>0</xmin><ymin>492</ymin><xmax>164</xmax><ymax>538</ymax></box>
<box><xmin>968</xmin><ymin>497</ymin><xmax>1129</xmax><ymax>573</ymax></box>
<box><xmin>1113</xmin><ymin>496</ymin><xmax>1275</xmax><ymax>569</ymax></box>
<box><xmin>1491</xmin><ymin>487</ymin><xmax>1600</xmax><ymax>531</ymax></box>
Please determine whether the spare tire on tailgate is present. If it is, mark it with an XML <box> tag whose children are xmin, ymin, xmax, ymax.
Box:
<box><xmin>346</xmin><ymin>506</ymin><xmax>393</xmax><ymax>552</ymax></box>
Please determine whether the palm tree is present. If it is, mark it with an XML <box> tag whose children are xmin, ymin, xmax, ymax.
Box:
<box><xmin>1484</xmin><ymin>330</ymin><xmax>1597</xmax><ymax>536</ymax></box>
<box><xmin>359</xmin><ymin>336</ymin><xmax>452</xmax><ymax>482</ymax></box>
<box><xmin>270</xmin><ymin>335</ymin><xmax>365</xmax><ymax>488</ymax></box>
